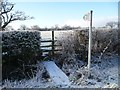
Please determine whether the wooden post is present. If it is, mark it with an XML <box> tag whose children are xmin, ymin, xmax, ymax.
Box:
<box><xmin>52</xmin><ymin>30</ymin><xmax>54</xmax><ymax>56</ymax></box>
<box><xmin>88</xmin><ymin>10</ymin><xmax>93</xmax><ymax>76</ymax></box>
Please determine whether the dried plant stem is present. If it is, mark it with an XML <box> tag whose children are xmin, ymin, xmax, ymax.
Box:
<box><xmin>98</xmin><ymin>39</ymin><xmax>111</xmax><ymax>61</ymax></box>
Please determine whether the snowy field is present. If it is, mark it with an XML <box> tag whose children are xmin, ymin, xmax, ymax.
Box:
<box><xmin>1</xmin><ymin>54</ymin><xmax>119</xmax><ymax>89</ymax></box>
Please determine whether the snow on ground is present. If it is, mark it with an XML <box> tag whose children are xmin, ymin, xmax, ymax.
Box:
<box><xmin>42</xmin><ymin>61</ymin><xmax>70</xmax><ymax>85</ymax></box>
<box><xmin>69</xmin><ymin>54</ymin><xmax>119</xmax><ymax>88</ymax></box>
<box><xmin>1</xmin><ymin>54</ymin><xmax>119</xmax><ymax>88</ymax></box>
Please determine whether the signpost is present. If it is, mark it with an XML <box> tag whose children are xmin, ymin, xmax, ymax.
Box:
<box><xmin>88</xmin><ymin>10</ymin><xmax>93</xmax><ymax>75</ymax></box>
<box><xmin>83</xmin><ymin>10</ymin><xmax>93</xmax><ymax>76</ymax></box>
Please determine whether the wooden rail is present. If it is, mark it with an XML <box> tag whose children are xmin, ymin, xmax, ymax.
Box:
<box><xmin>41</xmin><ymin>40</ymin><xmax>57</xmax><ymax>42</ymax></box>
<box><xmin>41</xmin><ymin>45</ymin><xmax>61</xmax><ymax>48</ymax></box>
<box><xmin>41</xmin><ymin>49</ymin><xmax>62</xmax><ymax>52</ymax></box>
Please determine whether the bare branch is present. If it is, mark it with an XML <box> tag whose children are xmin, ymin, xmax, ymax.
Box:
<box><xmin>10</xmin><ymin>11</ymin><xmax>34</xmax><ymax>21</ymax></box>
<box><xmin>1</xmin><ymin>1</ymin><xmax>34</xmax><ymax>30</ymax></box>
<box><xmin>1</xmin><ymin>1</ymin><xmax>14</xmax><ymax>15</ymax></box>
<box><xmin>2</xmin><ymin>14</ymin><xmax>13</xmax><ymax>29</ymax></box>
<box><xmin>98</xmin><ymin>39</ymin><xmax>112</xmax><ymax>62</ymax></box>
<box><xmin>1</xmin><ymin>15</ymin><xmax>5</xmax><ymax>24</ymax></box>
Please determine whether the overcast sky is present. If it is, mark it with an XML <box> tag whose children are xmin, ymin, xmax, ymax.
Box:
<box><xmin>8</xmin><ymin>1</ymin><xmax>118</xmax><ymax>29</ymax></box>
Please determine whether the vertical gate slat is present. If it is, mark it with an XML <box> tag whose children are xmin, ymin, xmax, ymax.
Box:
<box><xmin>52</xmin><ymin>30</ymin><xmax>54</xmax><ymax>56</ymax></box>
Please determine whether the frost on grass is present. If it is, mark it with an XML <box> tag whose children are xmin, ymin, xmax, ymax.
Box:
<box><xmin>68</xmin><ymin>54</ymin><xmax>119</xmax><ymax>88</ymax></box>
<box><xmin>1</xmin><ymin>54</ymin><xmax>119</xmax><ymax>88</ymax></box>
<box><xmin>2</xmin><ymin>62</ymin><xmax>54</xmax><ymax>88</ymax></box>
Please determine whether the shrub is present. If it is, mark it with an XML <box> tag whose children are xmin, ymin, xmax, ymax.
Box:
<box><xmin>74</xmin><ymin>29</ymin><xmax>118</xmax><ymax>55</ymax></box>
<box><xmin>2</xmin><ymin>31</ymin><xmax>41</xmax><ymax>80</ymax></box>
<box><xmin>56</xmin><ymin>29</ymin><xmax>118</xmax><ymax>63</ymax></box>
<box><xmin>92</xmin><ymin>29</ymin><xmax>118</xmax><ymax>54</ymax></box>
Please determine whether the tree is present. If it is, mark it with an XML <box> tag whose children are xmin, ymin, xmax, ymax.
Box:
<box><xmin>18</xmin><ymin>25</ymin><xmax>30</xmax><ymax>30</ymax></box>
<box><xmin>5</xmin><ymin>25</ymin><xmax>14</xmax><ymax>31</ymax></box>
<box><xmin>0</xmin><ymin>0</ymin><xmax>34</xmax><ymax>30</ymax></box>
<box><xmin>54</xmin><ymin>24</ymin><xmax>59</xmax><ymax>30</ymax></box>
<box><xmin>31</xmin><ymin>25</ymin><xmax>41</xmax><ymax>30</ymax></box>
<box><xmin>62</xmin><ymin>25</ymin><xmax>72</xmax><ymax>30</ymax></box>
<box><xmin>106</xmin><ymin>21</ymin><xmax>118</xmax><ymax>29</ymax></box>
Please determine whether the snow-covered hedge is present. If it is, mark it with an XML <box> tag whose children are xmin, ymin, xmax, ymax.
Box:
<box><xmin>2</xmin><ymin>31</ymin><xmax>41</xmax><ymax>80</ymax></box>
<box><xmin>56</xmin><ymin>29</ymin><xmax>119</xmax><ymax>62</ymax></box>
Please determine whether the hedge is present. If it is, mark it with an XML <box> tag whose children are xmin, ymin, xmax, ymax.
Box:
<box><xmin>2</xmin><ymin>31</ymin><xmax>41</xmax><ymax>80</ymax></box>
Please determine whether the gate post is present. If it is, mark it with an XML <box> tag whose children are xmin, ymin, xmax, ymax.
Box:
<box><xmin>52</xmin><ymin>30</ymin><xmax>54</xmax><ymax>56</ymax></box>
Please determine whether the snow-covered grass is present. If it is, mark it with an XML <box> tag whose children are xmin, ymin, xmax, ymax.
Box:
<box><xmin>1</xmin><ymin>54</ymin><xmax>119</xmax><ymax>88</ymax></box>
<box><xmin>68</xmin><ymin>54</ymin><xmax>119</xmax><ymax>88</ymax></box>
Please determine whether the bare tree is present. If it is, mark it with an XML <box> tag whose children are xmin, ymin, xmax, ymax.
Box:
<box><xmin>18</xmin><ymin>25</ymin><xmax>30</xmax><ymax>30</ymax></box>
<box><xmin>31</xmin><ymin>25</ymin><xmax>41</xmax><ymax>30</ymax></box>
<box><xmin>62</xmin><ymin>25</ymin><xmax>72</xmax><ymax>30</ymax></box>
<box><xmin>106</xmin><ymin>21</ymin><xmax>117</xmax><ymax>29</ymax></box>
<box><xmin>5</xmin><ymin>25</ymin><xmax>14</xmax><ymax>31</ymax></box>
<box><xmin>0</xmin><ymin>0</ymin><xmax>34</xmax><ymax>30</ymax></box>
<box><xmin>54</xmin><ymin>24</ymin><xmax>59</xmax><ymax>30</ymax></box>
